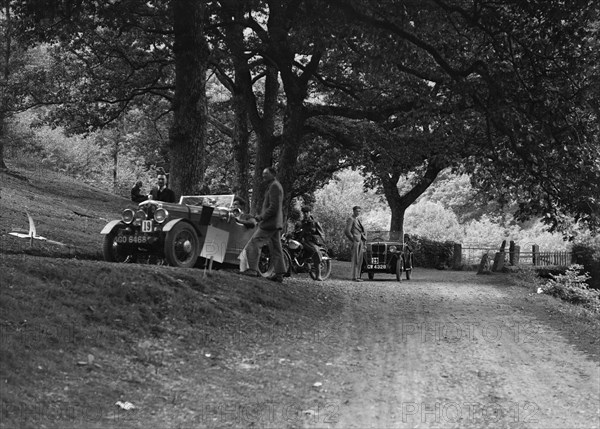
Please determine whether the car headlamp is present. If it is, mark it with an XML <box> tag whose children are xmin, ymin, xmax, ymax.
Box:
<box><xmin>154</xmin><ymin>208</ymin><xmax>168</xmax><ymax>224</ymax></box>
<box><xmin>122</xmin><ymin>209</ymin><xmax>135</xmax><ymax>224</ymax></box>
<box><xmin>389</xmin><ymin>245</ymin><xmax>397</xmax><ymax>253</ymax></box>
<box><xmin>134</xmin><ymin>210</ymin><xmax>147</xmax><ymax>221</ymax></box>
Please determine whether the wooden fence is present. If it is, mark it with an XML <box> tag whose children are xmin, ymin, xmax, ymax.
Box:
<box><xmin>457</xmin><ymin>242</ymin><xmax>573</xmax><ymax>269</ymax></box>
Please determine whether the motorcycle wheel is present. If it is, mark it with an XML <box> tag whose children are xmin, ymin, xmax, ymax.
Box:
<box><xmin>309</xmin><ymin>250</ymin><xmax>332</xmax><ymax>281</ymax></box>
<box><xmin>283</xmin><ymin>249</ymin><xmax>292</xmax><ymax>277</ymax></box>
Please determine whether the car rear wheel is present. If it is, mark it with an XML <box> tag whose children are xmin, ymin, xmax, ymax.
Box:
<box><xmin>164</xmin><ymin>222</ymin><xmax>199</xmax><ymax>268</ymax></box>
<box><xmin>396</xmin><ymin>257</ymin><xmax>404</xmax><ymax>282</ymax></box>
<box><xmin>102</xmin><ymin>228</ymin><xmax>135</xmax><ymax>263</ymax></box>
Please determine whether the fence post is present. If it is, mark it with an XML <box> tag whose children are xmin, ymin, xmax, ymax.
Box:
<box><xmin>509</xmin><ymin>241</ymin><xmax>520</xmax><ymax>265</ymax></box>
<box><xmin>509</xmin><ymin>241</ymin><xmax>515</xmax><ymax>265</ymax></box>
<box><xmin>453</xmin><ymin>243</ymin><xmax>462</xmax><ymax>269</ymax></box>
<box><xmin>532</xmin><ymin>244</ymin><xmax>539</xmax><ymax>266</ymax></box>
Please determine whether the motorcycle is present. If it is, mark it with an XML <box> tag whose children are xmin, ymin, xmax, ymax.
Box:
<box><xmin>281</xmin><ymin>232</ymin><xmax>332</xmax><ymax>281</ymax></box>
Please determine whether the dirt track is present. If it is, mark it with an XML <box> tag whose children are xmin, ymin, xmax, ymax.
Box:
<box><xmin>304</xmin><ymin>269</ymin><xmax>599</xmax><ymax>429</ymax></box>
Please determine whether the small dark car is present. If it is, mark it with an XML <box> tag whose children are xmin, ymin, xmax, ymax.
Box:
<box><xmin>361</xmin><ymin>231</ymin><xmax>413</xmax><ymax>281</ymax></box>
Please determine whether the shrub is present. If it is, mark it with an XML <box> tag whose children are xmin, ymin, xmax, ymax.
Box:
<box><xmin>540</xmin><ymin>264</ymin><xmax>600</xmax><ymax>312</ymax></box>
<box><xmin>410</xmin><ymin>235</ymin><xmax>455</xmax><ymax>269</ymax></box>
<box><xmin>572</xmin><ymin>239</ymin><xmax>600</xmax><ymax>290</ymax></box>
<box><xmin>535</xmin><ymin>266</ymin><xmax>567</xmax><ymax>279</ymax></box>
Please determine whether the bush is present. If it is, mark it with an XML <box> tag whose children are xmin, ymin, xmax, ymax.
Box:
<box><xmin>535</xmin><ymin>266</ymin><xmax>567</xmax><ymax>279</ymax></box>
<box><xmin>540</xmin><ymin>264</ymin><xmax>600</xmax><ymax>312</ymax></box>
<box><xmin>410</xmin><ymin>235</ymin><xmax>455</xmax><ymax>269</ymax></box>
<box><xmin>572</xmin><ymin>240</ymin><xmax>600</xmax><ymax>290</ymax></box>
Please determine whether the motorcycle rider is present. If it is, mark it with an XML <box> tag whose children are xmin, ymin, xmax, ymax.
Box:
<box><xmin>293</xmin><ymin>206</ymin><xmax>325</xmax><ymax>281</ymax></box>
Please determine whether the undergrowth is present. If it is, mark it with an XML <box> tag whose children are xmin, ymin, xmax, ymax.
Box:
<box><xmin>539</xmin><ymin>264</ymin><xmax>600</xmax><ymax>312</ymax></box>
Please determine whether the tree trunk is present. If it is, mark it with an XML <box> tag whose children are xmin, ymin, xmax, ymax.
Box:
<box><xmin>381</xmin><ymin>160</ymin><xmax>446</xmax><ymax>238</ymax></box>
<box><xmin>250</xmin><ymin>66</ymin><xmax>279</xmax><ymax>213</ymax></box>
<box><xmin>168</xmin><ymin>0</ymin><xmax>209</xmax><ymax>197</ymax></box>
<box><xmin>277</xmin><ymin>99</ymin><xmax>305</xmax><ymax>215</ymax></box>
<box><xmin>1</xmin><ymin>0</ymin><xmax>10</xmax><ymax>170</ymax></box>
<box><xmin>224</xmin><ymin>5</ymin><xmax>251</xmax><ymax>206</ymax></box>
<box><xmin>0</xmin><ymin>127</ymin><xmax>6</xmax><ymax>170</ymax></box>
<box><xmin>112</xmin><ymin>139</ymin><xmax>118</xmax><ymax>192</ymax></box>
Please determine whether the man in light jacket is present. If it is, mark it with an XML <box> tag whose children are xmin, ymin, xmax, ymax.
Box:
<box><xmin>344</xmin><ymin>205</ymin><xmax>366</xmax><ymax>281</ymax></box>
<box><xmin>242</xmin><ymin>167</ymin><xmax>287</xmax><ymax>282</ymax></box>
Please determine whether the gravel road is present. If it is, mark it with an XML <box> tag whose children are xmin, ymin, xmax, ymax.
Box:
<box><xmin>289</xmin><ymin>268</ymin><xmax>600</xmax><ymax>429</ymax></box>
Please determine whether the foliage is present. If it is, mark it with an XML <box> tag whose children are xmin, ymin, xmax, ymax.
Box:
<box><xmin>5</xmin><ymin>113</ymin><xmax>155</xmax><ymax>196</ymax></box>
<box><xmin>312</xmin><ymin>169</ymin><xmax>388</xmax><ymax>260</ymax></box>
<box><xmin>4</xmin><ymin>0</ymin><xmax>600</xmax><ymax>235</ymax></box>
<box><xmin>409</xmin><ymin>235</ymin><xmax>455</xmax><ymax>269</ymax></box>
<box><xmin>312</xmin><ymin>169</ymin><xmax>577</xmax><ymax>260</ymax></box>
<box><xmin>572</xmin><ymin>236</ymin><xmax>600</xmax><ymax>290</ymax></box>
<box><xmin>540</xmin><ymin>265</ymin><xmax>600</xmax><ymax>312</ymax></box>
<box><xmin>405</xmin><ymin>201</ymin><xmax>462</xmax><ymax>242</ymax></box>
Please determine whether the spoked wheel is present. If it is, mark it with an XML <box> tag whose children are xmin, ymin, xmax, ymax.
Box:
<box><xmin>102</xmin><ymin>228</ymin><xmax>136</xmax><ymax>263</ymax></box>
<box><xmin>164</xmin><ymin>222</ymin><xmax>199</xmax><ymax>268</ymax></box>
<box><xmin>308</xmin><ymin>250</ymin><xmax>332</xmax><ymax>281</ymax></box>
<box><xmin>395</xmin><ymin>257</ymin><xmax>404</xmax><ymax>282</ymax></box>
<box><xmin>282</xmin><ymin>249</ymin><xmax>292</xmax><ymax>277</ymax></box>
<box><xmin>258</xmin><ymin>245</ymin><xmax>274</xmax><ymax>277</ymax></box>
<box><xmin>259</xmin><ymin>245</ymin><xmax>291</xmax><ymax>277</ymax></box>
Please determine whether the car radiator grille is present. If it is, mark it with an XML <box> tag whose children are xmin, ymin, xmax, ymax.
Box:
<box><xmin>371</xmin><ymin>244</ymin><xmax>387</xmax><ymax>254</ymax></box>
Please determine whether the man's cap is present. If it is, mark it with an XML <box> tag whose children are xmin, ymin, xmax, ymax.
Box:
<box><xmin>157</xmin><ymin>174</ymin><xmax>166</xmax><ymax>180</ymax></box>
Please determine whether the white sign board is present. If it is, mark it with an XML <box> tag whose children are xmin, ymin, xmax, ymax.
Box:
<box><xmin>200</xmin><ymin>226</ymin><xmax>230</xmax><ymax>263</ymax></box>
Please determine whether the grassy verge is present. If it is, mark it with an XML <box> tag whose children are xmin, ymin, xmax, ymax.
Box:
<box><xmin>0</xmin><ymin>254</ymin><xmax>344</xmax><ymax>428</ymax></box>
<box><xmin>506</xmin><ymin>266</ymin><xmax>600</xmax><ymax>361</ymax></box>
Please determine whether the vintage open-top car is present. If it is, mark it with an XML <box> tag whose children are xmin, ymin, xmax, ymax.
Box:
<box><xmin>101</xmin><ymin>194</ymin><xmax>258</xmax><ymax>269</ymax></box>
<box><xmin>361</xmin><ymin>231</ymin><xmax>413</xmax><ymax>281</ymax></box>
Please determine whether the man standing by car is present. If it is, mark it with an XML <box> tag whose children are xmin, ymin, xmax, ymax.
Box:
<box><xmin>242</xmin><ymin>167</ymin><xmax>286</xmax><ymax>282</ymax></box>
<box><xmin>131</xmin><ymin>181</ymin><xmax>147</xmax><ymax>203</ymax></box>
<box><xmin>344</xmin><ymin>205</ymin><xmax>366</xmax><ymax>282</ymax></box>
<box><xmin>149</xmin><ymin>174</ymin><xmax>176</xmax><ymax>203</ymax></box>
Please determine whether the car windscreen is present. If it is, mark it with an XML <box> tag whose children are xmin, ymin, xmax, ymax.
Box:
<box><xmin>179</xmin><ymin>194</ymin><xmax>235</xmax><ymax>208</ymax></box>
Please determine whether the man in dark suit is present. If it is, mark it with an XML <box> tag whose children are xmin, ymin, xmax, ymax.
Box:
<box><xmin>294</xmin><ymin>205</ymin><xmax>325</xmax><ymax>281</ymax></box>
<box><xmin>242</xmin><ymin>167</ymin><xmax>286</xmax><ymax>282</ymax></box>
<box><xmin>149</xmin><ymin>174</ymin><xmax>176</xmax><ymax>203</ymax></box>
<box><xmin>344</xmin><ymin>205</ymin><xmax>367</xmax><ymax>281</ymax></box>
<box><xmin>131</xmin><ymin>181</ymin><xmax>147</xmax><ymax>203</ymax></box>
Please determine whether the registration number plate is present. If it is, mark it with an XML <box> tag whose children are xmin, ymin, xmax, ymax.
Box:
<box><xmin>116</xmin><ymin>235</ymin><xmax>148</xmax><ymax>244</ymax></box>
<box><xmin>367</xmin><ymin>264</ymin><xmax>386</xmax><ymax>270</ymax></box>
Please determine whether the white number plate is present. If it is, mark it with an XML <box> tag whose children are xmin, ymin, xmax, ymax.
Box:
<box><xmin>367</xmin><ymin>264</ymin><xmax>386</xmax><ymax>270</ymax></box>
<box><xmin>141</xmin><ymin>220</ymin><xmax>153</xmax><ymax>232</ymax></box>
<box><xmin>371</xmin><ymin>257</ymin><xmax>379</xmax><ymax>264</ymax></box>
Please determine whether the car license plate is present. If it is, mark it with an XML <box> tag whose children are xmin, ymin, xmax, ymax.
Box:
<box><xmin>116</xmin><ymin>235</ymin><xmax>148</xmax><ymax>244</ymax></box>
<box><xmin>367</xmin><ymin>264</ymin><xmax>386</xmax><ymax>269</ymax></box>
<box><xmin>141</xmin><ymin>220</ymin><xmax>153</xmax><ymax>232</ymax></box>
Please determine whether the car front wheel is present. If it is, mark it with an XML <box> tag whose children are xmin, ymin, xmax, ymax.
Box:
<box><xmin>102</xmin><ymin>228</ymin><xmax>135</xmax><ymax>263</ymax></box>
<box><xmin>164</xmin><ymin>222</ymin><xmax>199</xmax><ymax>268</ymax></box>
